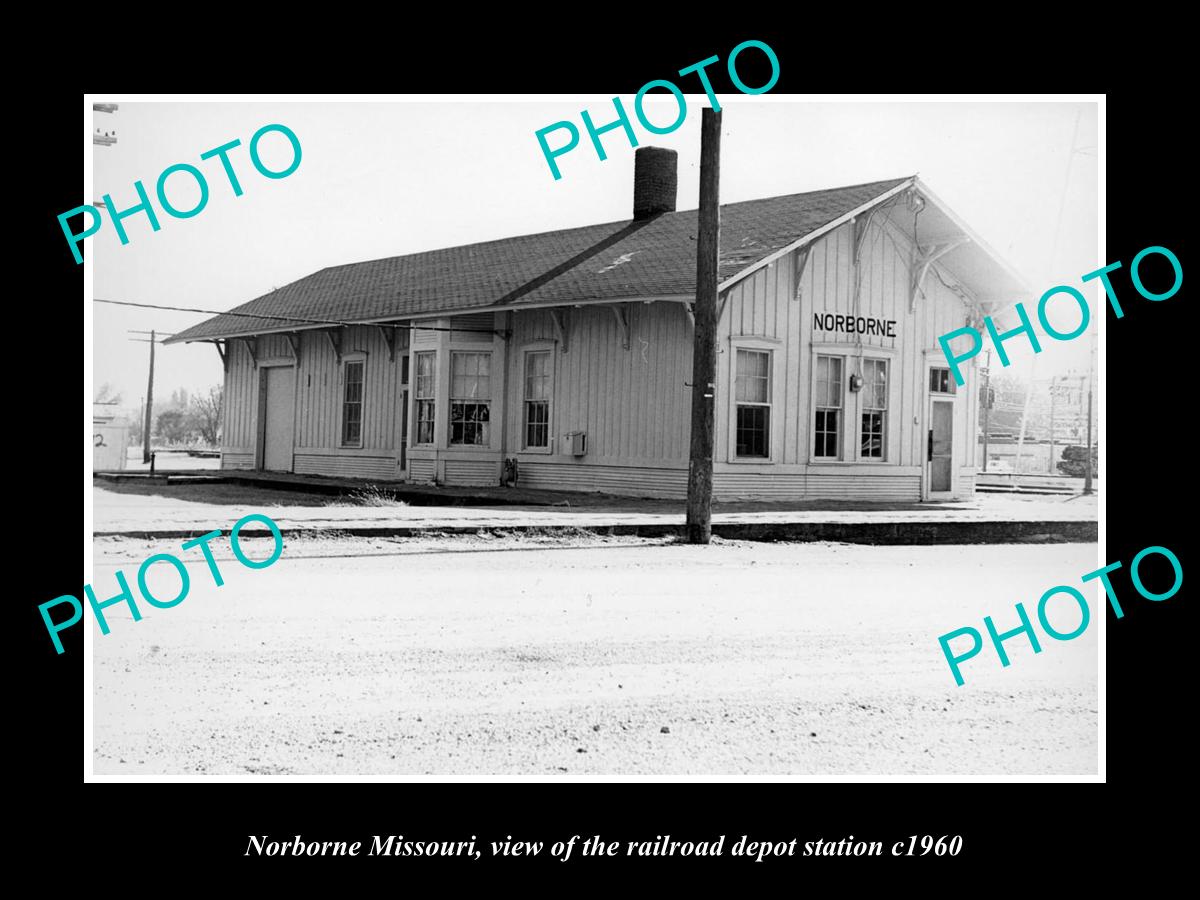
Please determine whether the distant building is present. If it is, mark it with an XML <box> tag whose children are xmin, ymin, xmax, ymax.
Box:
<box><xmin>168</xmin><ymin>150</ymin><xmax>1026</xmax><ymax>500</ymax></box>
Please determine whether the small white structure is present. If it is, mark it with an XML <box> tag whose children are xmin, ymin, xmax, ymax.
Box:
<box><xmin>93</xmin><ymin>404</ymin><xmax>130</xmax><ymax>471</ymax></box>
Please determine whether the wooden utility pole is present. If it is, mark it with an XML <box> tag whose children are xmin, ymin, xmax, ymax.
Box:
<box><xmin>1048</xmin><ymin>375</ymin><xmax>1057</xmax><ymax>474</ymax></box>
<box><xmin>1083</xmin><ymin>379</ymin><xmax>1094</xmax><ymax>495</ymax></box>
<box><xmin>981</xmin><ymin>350</ymin><xmax>991</xmax><ymax>473</ymax></box>
<box><xmin>143</xmin><ymin>329</ymin><xmax>156</xmax><ymax>463</ymax></box>
<box><xmin>1083</xmin><ymin>322</ymin><xmax>1096</xmax><ymax>495</ymax></box>
<box><xmin>127</xmin><ymin>329</ymin><xmax>173</xmax><ymax>465</ymax></box>
<box><xmin>685</xmin><ymin>108</ymin><xmax>722</xmax><ymax>544</ymax></box>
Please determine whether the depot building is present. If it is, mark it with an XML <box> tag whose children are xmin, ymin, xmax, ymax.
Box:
<box><xmin>168</xmin><ymin>148</ymin><xmax>1027</xmax><ymax>501</ymax></box>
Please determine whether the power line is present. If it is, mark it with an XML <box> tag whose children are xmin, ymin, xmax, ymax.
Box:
<box><xmin>93</xmin><ymin>298</ymin><xmax>498</xmax><ymax>335</ymax></box>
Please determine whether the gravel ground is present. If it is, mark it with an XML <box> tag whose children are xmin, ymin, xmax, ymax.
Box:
<box><xmin>91</xmin><ymin>534</ymin><xmax>1099</xmax><ymax>776</ymax></box>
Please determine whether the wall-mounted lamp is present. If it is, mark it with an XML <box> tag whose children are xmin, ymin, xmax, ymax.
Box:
<box><xmin>849</xmin><ymin>374</ymin><xmax>864</xmax><ymax>392</ymax></box>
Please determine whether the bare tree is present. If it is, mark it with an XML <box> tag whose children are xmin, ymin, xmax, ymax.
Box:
<box><xmin>94</xmin><ymin>382</ymin><xmax>123</xmax><ymax>404</ymax></box>
<box><xmin>190</xmin><ymin>384</ymin><xmax>223</xmax><ymax>446</ymax></box>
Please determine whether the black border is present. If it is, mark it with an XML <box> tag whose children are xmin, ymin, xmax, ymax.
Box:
<box><xmin>30</xmin><ymin>26</ymin><xmax>1189</xmax><ymax>883</ymax></box>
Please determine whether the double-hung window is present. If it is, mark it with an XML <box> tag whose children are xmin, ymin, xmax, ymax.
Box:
<box><xmin>930</xmin><ymin>367</ymin><xmax>957</xmax><ymax>394</ymax></box>
<box><xmin>735</xmin><ymin>349</ymin><xmax>771</xmax><ymax>458</ymax></box>
<box><xmin>815</xmin><ymin>355</ymin><xmax>843</xmax><ymax>458</ymax></box>
<box><xmin>341</xmin><ymin>360</ymin><xmax>364</xmax><ymax>447</ymax></box>
<box><xmin>523</xmin><ymin>351</ymin><xmax>551</xmax><ymax>449</ymax></box>
<box><xmin>860</xmin><ymin>358</ymin><xmax>888</xmax><ymax>459</ymax></box>
<box><xmin>414</xmin><ymin>351</ymin><xmax>436</xmax><ymax>445</ymax></box>
<box><xmin>450</xmin><ymin>352</ymin><xmax>491</xmax><ymax>446</ymax></box>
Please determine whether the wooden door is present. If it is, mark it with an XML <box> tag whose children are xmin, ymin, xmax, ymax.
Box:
<box><xmin>929</xmin><ymin>399</ymin><xmax>953</xmax><ymax>494</ymax></box>
<box><xmin>262</xmin><ymin>367</ymin><xmax>295</xmax><ymax>472</ymax></box>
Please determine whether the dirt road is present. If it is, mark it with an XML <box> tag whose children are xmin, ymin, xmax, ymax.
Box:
<box><xmin>92</xmin><ymin>535</ymin><xmax>1098</xmax><ymax>776</ymax></box>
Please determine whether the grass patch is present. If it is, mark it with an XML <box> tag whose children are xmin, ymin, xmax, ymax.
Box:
<box><xmin>326</xmin><ymin>485</ymin><xmax>410</xmax><ymax>507</ymax></box>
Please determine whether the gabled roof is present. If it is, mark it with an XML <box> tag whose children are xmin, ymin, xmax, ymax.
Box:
<box><xmin>167</xmin><ymin>175</ymin><xmax>1027</xmax><ymax>344</ymax></box>
<box><xmin>167</xmin><ymin>177</ymin><xmax>912</xmax><ymax>343</ymax></box>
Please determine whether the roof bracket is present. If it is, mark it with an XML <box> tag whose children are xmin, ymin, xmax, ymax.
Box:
<box><xmin>241</xmin><ymin>336</ymin><xmax>258</xmax><ymax>368</ymax></box>
<box><xmin>682</xmin><ymin>301</ymin><xmax>695</xmax><ymax>327</ymax></box>
<box><xmin>549</xmin><ymin>309</ymin><xmax>568</xmax><ymax>353</ymax></box>
<box><xmin>793</xmin><ymin>246</ymin><xmax>811</xmax><ymax>302</ymax></box>
<box><xmin>910</xmin><ymin>238</ymin><xmax>971</xmax><ymax>311</ymax></box>
<box><xmin>377</xmin><ymin>325</ymin><xmax>397</xmax><ymax>362</ymax></box>
<box><xmin>611</xmin><ymin>304</ymin><xmax>630</xmax><ymax>350</ymax></box>
<box><xmin>214</xmin><ymin>340</ymin><xmax>228</xmax><ymax>373</ymax></box>
<box><xmin>325</xmin><ymin>328</ymin><xmax>343</xmax><ymax>364</ymax></box>
<box><xmin>854</xmin><ymin>216</ymin><xmax>871</xmax><ymax>261</ymax></box>
<box><xmin>285</xmin><ymin>332</ymin><xmax>301</xmax><ymax>363</ymax></box>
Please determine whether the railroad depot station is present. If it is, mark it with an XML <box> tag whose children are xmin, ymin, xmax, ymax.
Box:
<box><xmin>168</xmin><ymin>148</ymin><xmax>1027</xmax><ymax>501</ymax></box>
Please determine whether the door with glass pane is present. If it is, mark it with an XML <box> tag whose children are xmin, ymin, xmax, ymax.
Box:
<box><xmin>929</xmin><ymin>399</ymin><xmax>954</xmax><ymax>495</ymax></box>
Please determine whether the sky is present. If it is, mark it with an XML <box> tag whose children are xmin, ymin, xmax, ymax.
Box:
<box><xmin>91</xmin><ymin>99</ymin><xmax>1099</xmax><ymax>412</ymax></box>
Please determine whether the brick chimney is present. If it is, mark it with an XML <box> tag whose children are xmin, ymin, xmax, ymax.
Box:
<box><xmin>633</xmin><ymin>146</ymin><xmax>678</xmax><ymax>219</ymax></box>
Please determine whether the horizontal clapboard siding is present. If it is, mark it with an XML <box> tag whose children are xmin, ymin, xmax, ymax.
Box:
<box><xmin>293</xmin><ymin>453</ymin><xmax>396</xmax><ymax>479</ymax></box>
<box><xmin>507</xmin><ymin>304</ymin><xmax>691</xmax><ymax>464</ymax></box>
<box><xmin>714</xmin><ymin>473</ymin><xmax>921</xmax><ymax>502</ymax></box>
<box><xmin>449</xmin><ymin>313</ymin><xmax>496</xmax><ymax>343</ymax></box>
<box><xmin>409</xmin><ymin>458</ymin><xmax>436</xmax><ymax>482</ymax></box>
<box><xmin>221</xmin><ymin>451</ymin><xmax>255</xmax><ymax>471</ymax></box>
<box><xmin>519</xmin><ymin>462</ymin><xmax>687</xmax><ymax>498</ymax></box>
<box><xmin>807</xmin><ymin>474</ymin><xmax>920</xmax><ymax>501</ymax></box>
<box><xmin>444</xmin><ymin>458</ymin><xmax>500</xmax><ymax>486</ymax></box>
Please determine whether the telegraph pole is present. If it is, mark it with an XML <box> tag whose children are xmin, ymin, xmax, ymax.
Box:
<box><xmin>1083</xmin><ymin>314</ymin><xmax>1096</xmax><ymax>495</ymax></box>
<box><xmin>1083</xmin><ymin>377</ymin><xmax>1094</xmax><ymax>495</ymax></box>
<box><xmin>1048</xmin><ymin>375</ymin><xmax>1057</xmax><ymax>474</ymax></box>
<box><xmin>128</xmin><ymin>330</ymin><xmax>172</xmax><ymax>463</ymax></box>
<box><xmin>981</xmin><ymin>350</ymin><xmax>992</xmax><ymax>473</ymax></box>
<box><xmin>143</xmin><ymin>329</ymin><xmax>155</xmax><ymax>463</ymax></box>
<box><xmin>685</xmin><ymin>108</ymin><xmax>722</xmax><ymax>544</ymax></box>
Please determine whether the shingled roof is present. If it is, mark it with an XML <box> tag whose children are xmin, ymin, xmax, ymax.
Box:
<box><xmin>167</xmin><ymin>177</ymin><xmax>912</xmax><ymax>344</ymax></box>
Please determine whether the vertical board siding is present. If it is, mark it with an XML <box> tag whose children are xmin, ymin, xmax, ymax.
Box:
<box><xmin>294</xmin><ymin>326</ymin><xmax>398</xmax><ymax>452</ymax></box>
<box><xmin>222</xmin><ymin>339</ymin><xmax>258</xmax><ymax>451</ymax></box>
<box><xmin>506</xmin><ymin>303</ymin><xmax>692</xmax><ymax>464</ymax></box>
<box><xmin>714</xmin><ymin>214</ymin><xmax>980</xmax><ymax>499</ymax></box>
<box><xmin>216</xmin><ymin>207</ymin><xmax>984</xmax><ymax>501</ymax></box>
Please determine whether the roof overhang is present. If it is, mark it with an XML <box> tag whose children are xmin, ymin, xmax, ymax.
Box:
<box><xmin>907</xmin><ymin>177</ymin><xmax>1031</xmax><ymax>308</ymax></box>
<box><xmin>718</xmin><ymin>178</ymin><xmax>917</xmax><ymax>294</ymax></box>
<box><xmin>717</xmin><ymin>175</ymin><xmax>1031</xmax><ymax>312</ymax></box>
<box><xmin>165</xmin><ymin>295</ymin><xmax>696</xmax><ymax>344</ymax></box>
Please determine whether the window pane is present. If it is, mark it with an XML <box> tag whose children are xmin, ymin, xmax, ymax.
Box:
<box><xmin>522</xmin><ymin>352</ymin><xmax>551</xmax><ymax>447</ymax></box>
<box><xmin>861</xmin><ymin>411</ymin><xmax>884</xmax><ymax>458</ymax></box>
<box><xmin>817</xmin><ymin>355</ymin><xmax>843</xmax><ymax>409</ymax></box>
<box><xmin>736</xmin><ymin>405</ymin><xmax>769</xmax><ymax>457</ymax></box>
<box><xmin>736</xmin><ymin>350</ymin><xmax>769</xmax><ymax>403</ymax></box>
<box><xmin>416</xmin><ymin>398</ymin><xmax>435</xmax><ymax>445</ymax></box>
<box><xmin>862</xmin><ymin>359</ymin><xmax>887</xmax><ymax>410</ymax></box>
<box><xmin>525</xmin><ymin>400</ymin><xmax>548</xmax><ymax>448</ymax></box>
<box><xmin>930</xmin><ymin>367</ymin><xmax>955</xmax><ymax>394</ymax></box>
<box><xmin>342</xmin><ymin>362</ymin><xmax>365</xmax><ymax>445</ymax></box>
<box><xmin>452</xmin><ymin>353</ymin><xmax>491</xmax><ymax>402</ymax></box>
<box><xmin>815</xmin><ymin>408</ymin><xmax>839</xmax><ymax>458</ymax></box>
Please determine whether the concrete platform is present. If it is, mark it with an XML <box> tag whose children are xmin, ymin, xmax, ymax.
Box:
<box><xmin>92</xmin><ymin>475</ymin><xmax>1098</xmax><ymax>545</ymax></box>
